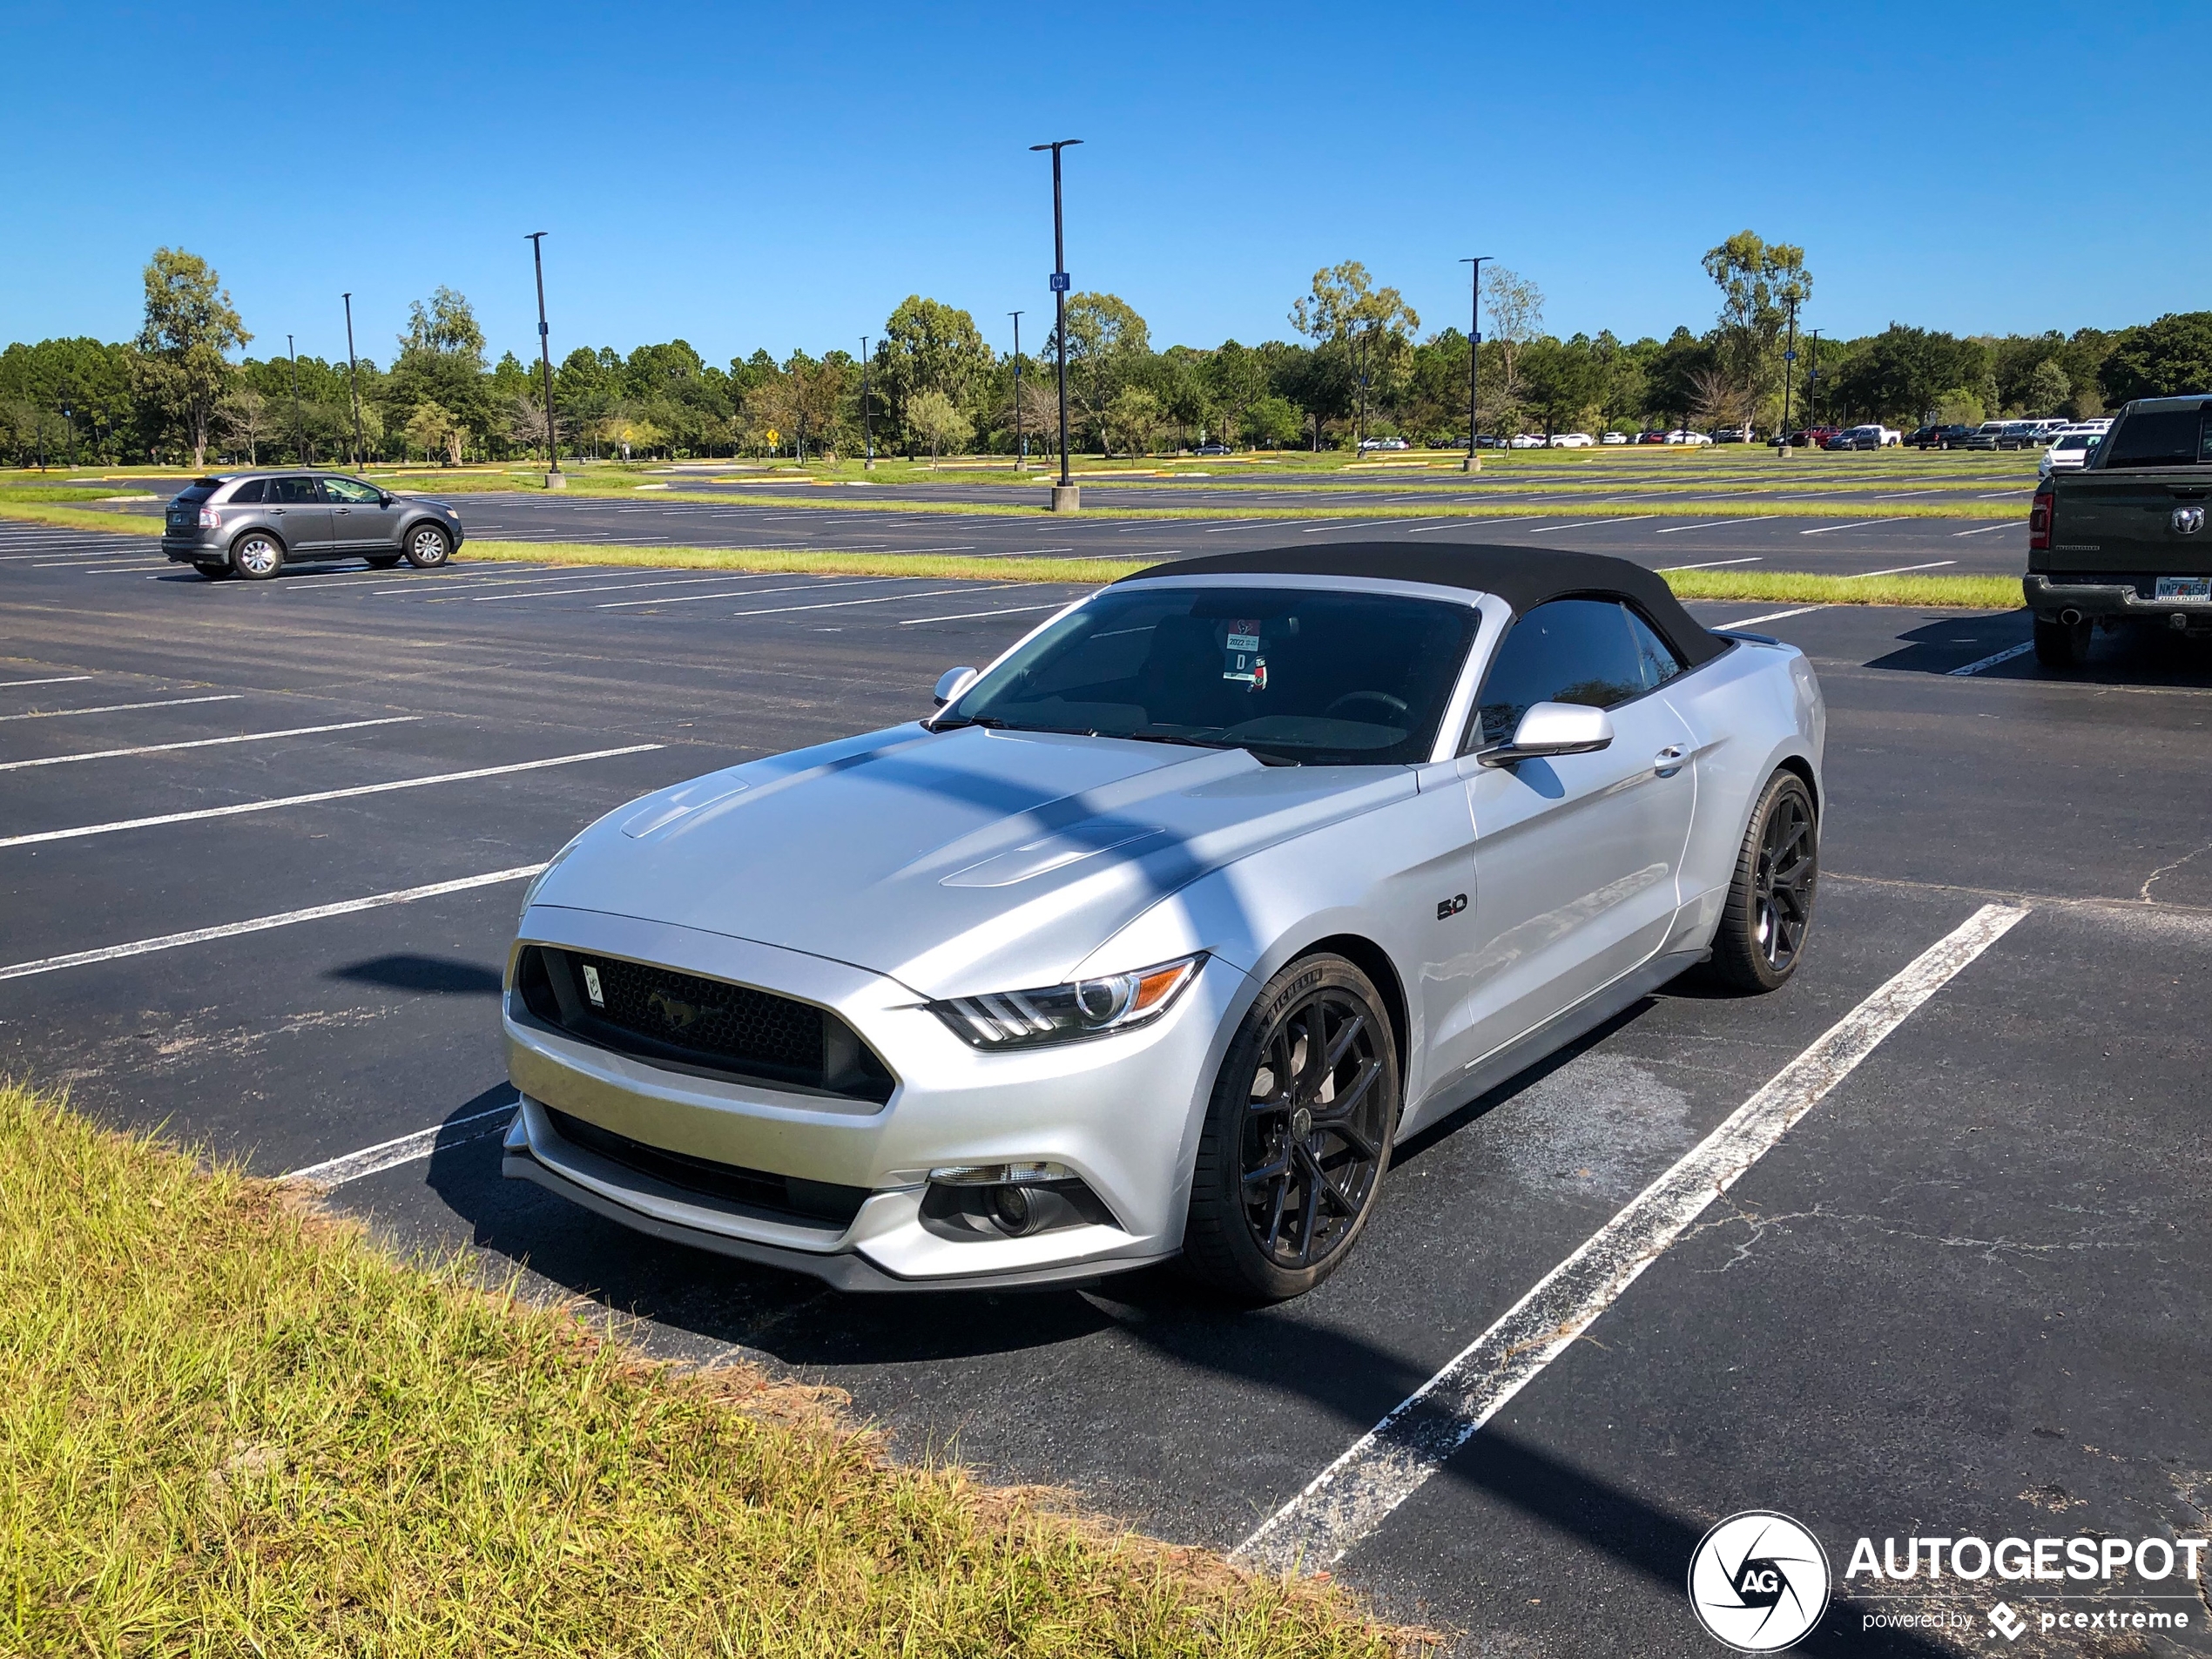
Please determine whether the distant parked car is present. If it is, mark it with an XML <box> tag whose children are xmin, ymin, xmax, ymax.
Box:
<box><xmin>1906</xmin><ymin>423</ymin><xmax>1973</xmax><ymax>449</ymax></box>
<box><xmin>161</xmin><ymin>470</ymin><xmax>463</xmax><ymax>580</ymax></box>
<box><xmin>1961</xmin><ymin>421</ymin><xmax>2006</xmax><ymax>451</ymax></box>
<box><xmin>1784</xmin><ymin>426</ymin><xmax>1843</xmax><ymax>448</ymax></box>
<box><xmin>1635</xmin><ymin>430</ymin><xmax>1671</xmax><ymax>445</ymax></box>
<box><xmin>1601</xmin><ymin>430</ymin><xmax>1629</xmax><ymax>444</ymax></box>
<box><xmin>1508</xmin><ymin>434</ymin><xmax>1547</xmax><ymax>449</ymax></box>
<box><xmin>2036</xmin><ymin>428</ymin><xmax>2102</xmax><ymax>477</ymax></box>
<box><xmin>1712</xmin><ymin>427</ymin><xmax>1750</xmax><ymax>443</ymax></box>
<box><xmin>1358</xmin><ymin>436</ymin><xmax>1410</xmax><ymax>452</ymax></box>
<box><xmin>1192</xmin><ymin>442</ymin><xmax>1232</xmax><ymax>456</ymax></box>
<box><xmin>1663</xmin><ymin>429</ymin><xmax>1713</xmax><ymax>447</ymax></box>
<box><xmin>1546</xmin><ymin>432</ymin><xmax>1595</xmax><ymax>448</ymax></box>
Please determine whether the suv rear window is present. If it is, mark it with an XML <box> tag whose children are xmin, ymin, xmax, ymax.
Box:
<box><xmin>2098</xmin><ymin>407</ymin><xmax>2209</xmax><ymax>469</ymax></box>
<box><xmin>175</xmin><ymin>483</ymin><xmax>219</xmax><ymax>504</ymax></box>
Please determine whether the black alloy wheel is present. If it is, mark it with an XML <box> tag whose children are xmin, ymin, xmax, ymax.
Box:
<box><xmin>1706</xmin><ymin>770</ymin><xmax>1819</xmax><ymax>995</ymax></box>
<box><xmin>1184</xmin><ymin>954</ymin><xmax>1399</xmax><ymax>1300</ymax></box>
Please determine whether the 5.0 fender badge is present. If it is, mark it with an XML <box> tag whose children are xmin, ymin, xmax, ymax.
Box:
<box><xmin>1436</xmin><ymin>894</ymin><xmax>1468</xmax><ymax>920</ymax></box>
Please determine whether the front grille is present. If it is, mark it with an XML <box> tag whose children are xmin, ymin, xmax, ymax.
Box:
<box><xmin>545</xmin><ymin>1105</ymin><xmax>868</xmax><ymax>1231</ymax></box>
<box><xmin>515</xmin><ymin>945</ymin><xmax>894</xmax><ymax>1103</ymax></box>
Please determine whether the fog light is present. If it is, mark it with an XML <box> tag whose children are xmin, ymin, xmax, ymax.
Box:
<box><xmin>989</xmin><ymin>1184</ymin><xmax>1038</xmax><ymax>1236</ymax></box>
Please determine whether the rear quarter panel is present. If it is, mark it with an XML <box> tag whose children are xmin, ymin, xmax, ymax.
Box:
<box><xmin>1662</xmin><ymin>640</ymin><xmax>1825</xmax><ymax>927</ymax></box>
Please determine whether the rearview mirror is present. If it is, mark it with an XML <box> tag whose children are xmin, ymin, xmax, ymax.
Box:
<box><xmin>933</xmin><ymin>666</ymin><xmax>980</xmax><ymax>707</ymax></box>
<box><xmin>1479</xmin><ymin>701</ymin><xmax>1615</xmax><ymax>767</ymax></box>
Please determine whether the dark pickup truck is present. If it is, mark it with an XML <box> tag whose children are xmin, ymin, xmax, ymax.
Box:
<box><xmin>2027</xmin><ymin>395</ymin><xmax>2212</xmax><ymax>666</ymax></box>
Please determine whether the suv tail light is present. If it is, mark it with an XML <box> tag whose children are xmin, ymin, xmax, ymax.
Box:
<box><xmin>197</xmin><ymin>507</ymin><xmax>222</xmax><ymax>529</ymax></box>
<box><xmin>2028</xmin><ymin>489</ymin><xmax>2053</xmax><ymax>552</ymax></box>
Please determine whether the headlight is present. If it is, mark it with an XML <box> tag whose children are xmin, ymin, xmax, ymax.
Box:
<box><xmin>518</xmin><ymin>834</ymin><xmax>583</xmax><ymax>919</ymax></box>
<box><xmin>929</xmin><ymin>954</ymin><xmax>1204</xmax><ymax>1049</ymax></box>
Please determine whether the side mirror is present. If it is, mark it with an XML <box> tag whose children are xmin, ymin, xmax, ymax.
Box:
<box><xmin>933</xmin><ymin>665</ymin><xmax>980</xmax><ymax>708</ymax></box>
<box><xmin>1479</xmin><ymin>701</ymin><xmax>1615</xmax><ymax>767</ymax></box>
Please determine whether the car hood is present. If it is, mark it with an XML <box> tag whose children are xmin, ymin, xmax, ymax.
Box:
<box><xmin>527</xmin><ymin>723</ymin><xmax>1413</xmax><ymax>997</ymax></box>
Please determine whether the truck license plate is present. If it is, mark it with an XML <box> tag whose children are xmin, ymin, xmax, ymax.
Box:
<box><xmin>2155</xmin><ymin>577</ymin><xmax>2212</xmax><ymax>603</ymax></box>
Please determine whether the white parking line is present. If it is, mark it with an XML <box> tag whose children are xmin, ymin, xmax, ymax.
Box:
<box><xmin>0</xmin><ymin>693</ymin><xmax>241</xmax><ymax>724</ymax></box>
<box><xmin>0</xmin><ymin>715</ymin><xmax>419</xmax><ymax>772</ymax></box>
<box><xmin>1528</xmin><ymin>516</ymin><xmax>1656</xmax><ymax>533</ymax></box>
<box><xmin>1723</xmin><ymin>605</ymin><xmax>1824</xmax><ymax>628</ymax></box>
<box><xmin>471</xmin><ymin>572</ymin><xmax>796</xmax><ymax>603</ymax></box>
<box><xmin>1410</xmin><ymin>516</ymin><xmax>1541</xmax><ymax>532</ymax></box>
<box><xmin>730</xmin><ymin>585</ymin><xmax>1018</xmax><ymax>618</ymax></box>
<box><xmin>899</xmin><ymin>602</ymin><xmax>1070</xmax><ymax>625</ymax></box>
<box><xmin>597</xmin><ymin>577</ymin><xmax>879</xmax><ymax>610</ymax></box>
<box><xmin>1654</xmin><ymin>517</ymin><xmax>1779</xmax><ymax>534</ymax></box>
<box><xmin>0</xmin><ymin>744</ymin><xmax>661</xmax><ymax>849</ymax></box>
<box><xmin>1659</xmin><ymin>557</ymin><xmax>1764</xmax><ymax>571</ymax></box>
<box><xmin>0</xmin><ymin>675</ymin><xmax>93</xmax><ymax>689</ymax></box>
<box><xmin>0</xmin><ymin>866</ymin><xmax>546</xmax><ymax>982</ymax></box>
<box><xmin>1951</xmin><ymin>523</ymin><xmax>2014</xmax><ymax>537</ymax></box>
<box><xmin>1799</xmin><ymin>519</ymin><xmax>1909</xmax><ymax>535</ymax></box>
<box><xmin>1949</xmin><ymin>640</ymin><xmax>2036</xmax><ymax>677</ymax></box>
<box><xmin>279</xmin><ymin>1101</ymin><xmax>520</xmax><ymax>1187</ymax></box>
<box><xmin>1233</xmin><ymin>903</ymin><xmax>2029</xmax><ymax>1574</ymax></box>
<box><xmin>1844</xmin><ymin>561</ymin><xmax>1955</xmax><ymax>578</ymax></box>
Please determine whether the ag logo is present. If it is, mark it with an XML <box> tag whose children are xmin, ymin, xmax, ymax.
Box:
<box><xmin>2173</xmin><ymin>505</ymin><xmax>2205</xmax><ymax>535</ymax></box>
<box><xmin>1687</xmin><ymin>1511</ymin><xmax>1830</xmax><ymax>1651</ymax></box>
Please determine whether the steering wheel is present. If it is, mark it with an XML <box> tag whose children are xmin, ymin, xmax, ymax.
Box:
<box><xmin>1323</xmin><ymin>691</ymin><xmax>1410</xmax><ymax>722</ymax></box>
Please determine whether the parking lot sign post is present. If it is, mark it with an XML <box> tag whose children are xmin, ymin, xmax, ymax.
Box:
<box><xmin>526</xmin><ymin>233</ymin><xmax>564</xmax><ymax>489</ymax></box>
<box><xmin>1460</xmin><ymin>256</ymin><xmax>1490</xmax><ymax>472</ymax></box>
<box><xmin>341</xmin><ymin>293</ymin><xmax>366</xmax><ymax>470</ymax></box>
<box><xmin>1031</xmin><ymin>138</ymin><xmax>1082</xmax><ymax>512</ymax></box>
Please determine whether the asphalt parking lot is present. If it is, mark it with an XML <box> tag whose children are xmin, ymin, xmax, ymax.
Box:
<box><xmin>443</xmin><ymin>489</ymin><xmax>2032</xmax><ymax>578</ymax></box>
<box><xmin>5</xmin><ymin>521</ymin><xmax>2209</xmax><ymax>1656</ymax></box>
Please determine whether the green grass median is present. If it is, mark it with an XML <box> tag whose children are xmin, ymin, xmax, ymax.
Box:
<box><xmin>0</xmin><ymin>1079</ymin><xmax>1423</xmax><ymax>1657</ymax></box>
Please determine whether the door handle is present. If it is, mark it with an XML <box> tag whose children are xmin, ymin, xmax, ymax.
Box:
<box><xmin>1654</xmin><ymin>745</ymin><xmax>1687</xmax><ymax>775</ymax></box>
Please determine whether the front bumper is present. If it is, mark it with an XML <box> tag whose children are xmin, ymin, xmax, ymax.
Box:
<box><xmin>502</xmin><ymin>905</ymin><xmax>1251</xmax><ymax>1290</ymax></box>
<box><xmin>2024</xmin><ymin>572</ymin><xmax>2212</xmax><ymax>624</ymax></box>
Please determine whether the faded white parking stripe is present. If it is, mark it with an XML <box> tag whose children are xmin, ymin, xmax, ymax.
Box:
<box><xmin>1659</xmin><ymin>557</ymin><xmax>1763</xmax><ymax>571</ymax></box>
<box><xmin>0</xmin><ymin>694</ymin><xmax>241</xmax><ymax>724</ymax></box>
<box><xmin>1949</xmin><ymin>640</ymin><xmax>2036</xmax><ymax>677</ymax></box>
<box><xmin>0</xmin><ymin>675</ymin><xmax>93</xmax><ymax>689</ymax></box>
<box><xmin>1844</xmin><ymin>560</ymin><xmax>1954</xmax><ymax>578</ymax></box>
<box><xmin>279</xmin><ymin>1101</ymin><xmax>521</xmax><ymax>1187</ymax></box>
<box><xmin>1723</xmin><ymin>605</ymin><xmax>1824</xmax><ymax>628</ymax></box>
<box><xmin>1798</xmin><ymin>519</ymin><xmax>1909</xmax><ymax>535</ymax></box>
<box><xmin>1952</xmin><ymin>523</ymin><xmax>2014</xmax><ymax>537</ymax></box>
<box><xmin>729</xmin><ymin>584</ymin><xmax>1019</xmax><ymax>618</ymax></box>
<box><xmin>0</xmin><ymin>715</ymin><xmax>419</xmax><ymax>772</ymax></box>
<box><xmin>899</xmin><ymin>602</ymin><xmax>1070</xmax><ymax>625</ymax></box>
<box><xmin>597</xmin><ymin>577</ymin><xmax>887</xmax><ymax>610</ymax></box>
<box><xmin>0</xmin><ymin>866</ymin><xmax>546</xmax><ymax>982</ymax></box>
<box><xmin>0</xmin><ymin>744</ymin><xmax>661</xmax><ymax>849</ymax></box>
<box><xmin>1654</xmin><ymin>517</ymin><xmax>1779</xmax><ymax>534</ymax></box>
<box><xmin>1233</xmin><ymin>903</ymin><xmax>2030</xmax><ymax>1574</ymax></box>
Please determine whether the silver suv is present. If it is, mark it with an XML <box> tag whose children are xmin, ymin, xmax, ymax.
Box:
<box><xmin>161</xmin><ymin>471</ymin><xmax>465</xmax><ymax>580</ymax></box>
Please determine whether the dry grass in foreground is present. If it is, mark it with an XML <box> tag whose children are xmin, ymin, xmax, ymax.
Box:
<box><xmin>0</xmin><ymin>1080</ymin><xmax>1429</xmax><ymax>1657</ymax></box>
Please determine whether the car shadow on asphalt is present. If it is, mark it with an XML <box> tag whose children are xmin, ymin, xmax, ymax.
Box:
<box><xmin>328</xmin><ymin>954</ymin><xmax>504</xmax><ymax>995</ymax></box>
<box><xmin>1865</xmin><ymin>610</ymin><xmax>2212</xmax><ymax>685</ymax></box>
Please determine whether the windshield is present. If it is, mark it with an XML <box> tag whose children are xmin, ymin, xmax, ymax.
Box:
<box><xmin>941</xmin><ymin>584</ymin><xmax>1480</xmax><ymax>765</ymax></box>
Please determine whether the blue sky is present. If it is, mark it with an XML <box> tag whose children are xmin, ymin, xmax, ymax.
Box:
<box><xmin>3</xmin><ymin>3</ymin><xmax>2204</xmax><ymax>369</ymax></box>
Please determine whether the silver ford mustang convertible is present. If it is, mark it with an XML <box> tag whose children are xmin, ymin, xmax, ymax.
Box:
<box><xmin>502</xmin><ymin>545</ymin><xmax>1824</xmax><ymax>1300</ymax></box>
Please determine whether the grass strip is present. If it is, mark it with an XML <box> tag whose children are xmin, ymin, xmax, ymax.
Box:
<box><xmin>0</xmin><ymin>1078</ymin><xmax>1425</xmax><ymax>1657</ymax></box>
<box><xmin>1661</xmin><ymin>567</ymin><xmax>2020</xmax><ymax>609</ymax></box>
<box><xmin>467</xmin><ymin>541</ymin><xmax>2023</xmax><ymax>609</ymax></box>
<box><xmin>0</xmin><ymin>501</ymin><xmax>162</xmax><ymax>534</ymax></box>
<box><xmin>0</xmin><ymin>486</ymin><xmax>151</xmax><ymax>503</ymax></box>
<box><xmin>465</xmin><ymin>539</ymin><xmax>1139</xmax><ymax>584</ymax></box>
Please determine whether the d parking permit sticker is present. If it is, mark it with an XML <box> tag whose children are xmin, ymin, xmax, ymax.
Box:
<box><xmin>1224</xmin><ymin>618</ymin><xmax>1267</xmax><ymax>689</ymax></box>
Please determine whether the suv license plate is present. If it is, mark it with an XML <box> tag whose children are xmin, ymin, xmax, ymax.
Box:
<box><xmin>2155</xmin><ymin>577</ymin><xmax>2212</xmax><ymax>603</ymax></box>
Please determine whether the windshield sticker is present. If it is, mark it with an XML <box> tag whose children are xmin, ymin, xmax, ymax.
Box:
<box><xmin>1223</xmin><ymin>620</ymin><xmax>1267</xmax><ymax>690</ymax></box>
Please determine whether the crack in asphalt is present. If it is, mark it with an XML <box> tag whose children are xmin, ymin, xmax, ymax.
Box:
<box><xmin>1683</xmin><ymin>1197</ymin><xmax>2157</xmax><ymax>1275</ymax></box>
<box><xmin>2140</xmin><ymin>840</ymin><xmax>2212</xmax><ymax>904</ymax></box>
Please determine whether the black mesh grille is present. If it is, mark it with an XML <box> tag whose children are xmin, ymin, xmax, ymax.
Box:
<box><xmin>515</xmin><ymin>946</ymin><xmax>894</xmax><ymax>1103</ymax></box>
<box><xmin>545</xmin><ymin>1106</ymin><xmax>868</xmax><ymax>1231</ymax></box>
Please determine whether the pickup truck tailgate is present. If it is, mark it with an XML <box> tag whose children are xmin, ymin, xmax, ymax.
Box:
<box><xmin>2050</xmin><ymin>469</ymin><xmax>2212</xmax><ymax>575</ymax></box>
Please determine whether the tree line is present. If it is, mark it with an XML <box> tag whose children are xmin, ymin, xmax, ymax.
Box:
<box><xmin>4</xmin><ymin>240</ymin><xmax>2210</xmax><ymax>469</ymax></box>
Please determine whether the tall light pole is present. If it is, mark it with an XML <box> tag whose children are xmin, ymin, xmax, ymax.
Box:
<box><xmin>287</xmin><ymin>334</ymin><xmax>305</xmax><ymax>463</ymax></box>
<box><xmin>1807</xmin><ymin>329</ymin><xmax>1822</xmax><ymax>434</ymax></box>
<box><xmin>1029</xmin><ymin>138</ymin><xmax>1082</xmax><ymax>511</ymax></box>
<box><xmin>860</xmin><ymin>335</ymin><xmax>873</xmax><ymax>469</ymax></box>
<box><xmin>341</xmin><ymin>293</ymin><xmax>366</xmax><ymax>469</ymax></box>
<box><xmin>1460</xmin><ymin>256</ymin><xmax>1491</xmax><ymax>473</ymax></box>
<box><xmin>1777</xmin><ymin>295</ymin><xmax>1799</xmax><ymax>455</ymax></box>
<box><xmin>525</xmin><ymin>232</ymin><xmax>564</xmax><ymax>488</ymax></box>
<box><xmin>1009</xmin><ymin>310</ymin><xmax>1025</xmax><ymax>470</ymax></box>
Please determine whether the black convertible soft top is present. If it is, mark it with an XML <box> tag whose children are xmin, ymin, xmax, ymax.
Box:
<box><xmin>1122</xmin><ymin>543</ymin><xmax>1728</xmax><ymax>669</ymax></box>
